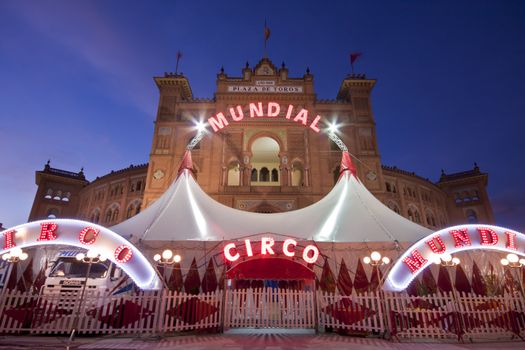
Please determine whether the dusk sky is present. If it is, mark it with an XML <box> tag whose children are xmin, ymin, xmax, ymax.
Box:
<box><xmin>0</xmin><ymin>1</ymin><xmax>524</xmax><ymax>231</ymax></box>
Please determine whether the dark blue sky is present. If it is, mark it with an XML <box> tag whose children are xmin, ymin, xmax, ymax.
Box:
<box><xmin>0</xmin><ymin>1</ymin><xmax>524</xmax><ymax>231</ymax></box>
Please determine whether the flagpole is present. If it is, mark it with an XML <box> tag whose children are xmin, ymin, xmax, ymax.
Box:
<box><xmin>175</xmin><ymin>55</ymin><xmax>180</xmax><ymax>74</ymax></box>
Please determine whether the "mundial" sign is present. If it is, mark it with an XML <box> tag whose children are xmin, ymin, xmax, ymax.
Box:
<box><xmin>207</xmin><ymin>102</ymin><xmax>322</xmax><ymax>133</ymax></box>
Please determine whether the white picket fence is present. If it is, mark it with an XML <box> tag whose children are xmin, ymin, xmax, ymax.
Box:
<box><xmin>224</xmin><ymin>287</ymin><xmax>316</xmax><ymax>329</ymax></box>
<box><xmin>0</xmin><ymin>289</ymin><xmax>222</xmax><ymax>335</ymax></box>
<box><xmin>317</xmin><ymin>291</ymin><xmax>385</xmax><ymax>334</ymax></box>
<box><xmin>0</xmin><ymin>287</ymin><xmax>524</xmax><ymax>342</ymax></box>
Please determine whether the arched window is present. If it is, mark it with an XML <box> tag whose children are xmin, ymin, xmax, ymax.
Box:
<box><xmin>414</xmin><ymin>210</ymin><xmax>421</xmax><ymax>223</ymax></box>
<box><xmin>105</xmin><ymin>209</ymin><xmax>113</xmax><ymax>223</ymax></box>
<box><xmin>136</xmin><ymin>181</ymin><xmax>142</xmax><ymax>192</ymax></box>
<box><xmin>62</xmin><ymin>192</ymin><xmax>71</xmax><ymax>202</ymax></box>
<box><xmin>227</xmin><ymin>163</ymin><xmax>240</xmax><ymax>186</ymax></box>
<box><xmin>291</xmin><ymin>163</ymin><xmax>303</xmax><ymax>187</ymax></box>
<box><xmin>44</xmin><ymin>188</ymin><xmax>53</xmax><ymax>199</ymax></box>
<box><xmin>47</xmin><ymin>208</ymin><xmax>59</xmax><ymax>219</ymax></box>
<box><xmin>251</xmin><ymin>168</ymin><xmax>258</xmax><ymax>182</ymax></box>
<box><xmin>271</xmin><ymin>168</ymin><xmax>279</xmax><ymax>182</ymax></box>
<box><xmin>136</xmin><ymin>203</ymin><xmax>141</xmax><ymax>215</ymax></box>
<box><xmin>53</xmin><ymin>190</ymin><xmax>62</xmax><ymax>201</ymax></box>
<box><xmin>112</xmin><ymin>208</ymin><xmax>119</xmax><ymax>222</ymax></box>
<box><xmin>126</xmin><ymin>205</ymin><xmax>134</xmax><ymax>219</ymax></box>
<box><xmin>387</xmin><ymin>201</ymin><xmax>400</xmax><ymax>214</ymax></box>
<box><xmin>91</xmin><ymin>209</ymin><xmax>100</xmax><ymax>224</ymax></box>
<box><xmin>392</xmin><ymin>185</ymin><xmax>397</xmax><ymax>193</ymax></box>
<box><xmin>466</xmin><ymin>209</ymin><xmax>478</xmax><ymax>223</ymax></box>
<box><xmin>250</xmin><ymin>136</ymin><xmax>280</xmax><ymax>186</ymax></box>
<box><xmin>425</xmin><ymin>209</ymin><xmax>436</xmax><ymax>227</ymax></box>
<box><xmin>260</xmin><ymin>167</ymin><xmax>270</xmax><ymax>182</ymax></box>
<box><xmin>386</xmin><ymin>183</ymin><xmax>391</xmax><ymax>192</ymax></box>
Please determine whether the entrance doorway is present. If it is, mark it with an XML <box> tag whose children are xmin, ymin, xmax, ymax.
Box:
<box><xmin>223</xmin><ymin>258</ymin><xmax>316</xmax><ymax>330</ymax></box>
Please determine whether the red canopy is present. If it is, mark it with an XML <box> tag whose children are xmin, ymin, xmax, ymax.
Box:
<box><xmin>226</xmin><ymin>257</ymin><xmax>315</xmax><ymax>280</ymax></box>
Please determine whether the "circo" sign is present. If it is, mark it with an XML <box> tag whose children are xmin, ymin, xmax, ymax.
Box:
<box><xmin>223</xmin><ymin>237</ymin><xmax>320</xmax><ymax>264</ymax></box>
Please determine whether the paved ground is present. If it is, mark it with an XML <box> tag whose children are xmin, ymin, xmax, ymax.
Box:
<box><xmin>0</xmin><ymin>333</ymin><xmax>523</xmax><ymax>350</ymax></box>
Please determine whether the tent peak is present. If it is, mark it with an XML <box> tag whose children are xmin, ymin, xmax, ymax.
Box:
<box><xmin>340</xmin><ymin>151</ymin><xmax>357</xmax><ymax>178</ymax></box>
<box><xmin>177</xmin><ymin>150</ymin><xmax>194</xmax><ymax>177</ymax></box>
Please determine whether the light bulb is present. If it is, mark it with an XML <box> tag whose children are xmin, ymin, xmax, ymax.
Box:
<box><xmin>76</xmin><ymin>253</ymin><xmax>85</xmax><ymax>261</ymax></box>
<box><xmin>441</xmin><ymin>253</ymin><xmax>453</xmax><ymax>262</ymax></box>
<box><xmin>2</xmin><ymin>253</ymin><xmax>11</xmax><ymax>261</ymax></box>
<box><xmin>500</xmin><ymin>258</ymin><xmax>509</xmax><ymax>266</ymax></box>
<box><xmin>432</xmin><ymin>256</ymin><xmax>442</xmax><ymax>265</ymax></box>
<box><xmin>162</xmin><ymin>249</ymin><xmax>173</xmax><ymax>260</ymax></box>
<box><xmin>86</xmin><ymin>250</ymin><xmax>98</xmax><ymax>259</ymax></box>
<box><xmin>519</xmin><ymin>258</ymin><xmax>525</xmax><ymax>265</ymax></box>
<box><xmin>153</xmin><ymin>254</ymin><xmax>161</xmax><ymax>262</ymax></box>
<box><xmin>382</xmin><ymin>256</ymin><xmax>390</xmax><ymax>264</ymax></box>
<box><xmin>99</xmin><ymin>255</ymin><xmax>108</xmax><ymax>262</ymax></box>
<box><xmin>363</xmin><ymin>256</ymin><xmax>371</xmax><ymax>264</ymax></box>
<box><xmin>507</xmin><ymin>253</ymin><xmax>519</xmax><ymax>263</ymax></box>
<box><xmin>19</xmin><ymin>252</ymin><xmax>28</xmax><ymax>261</ymax></box>
<box><xmin>174</xmin><ymin>255</ymin><xmax>181</xmax><ymax>263</ymax></box>
<box><xmin>370</xmin><ymin>251</ymin><xmax>381</xmax><ymax>262</ymax></box>
<box><xmin>452</xmin><ymin>257</ymin><xmax>460</xmax><ymax>265</ymax></box>
<box><xmin>10</xmin><ymin>247</ymin><xmax>22</xmax><ymax>257</ymax></box>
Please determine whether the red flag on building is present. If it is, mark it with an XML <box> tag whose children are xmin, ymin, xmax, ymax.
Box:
<box><xmin>350</xmin><ymin>52</ymin><xmax>362</xmax><ymax>64</ymax></box>
<box><xmin>264</xmin><ymin>21</ymin><xmax>271</xmax><ymax>41</ymax></box>
<box><xmin>350</xmin><ymin>52</ymin><xmax>362</xmax><ymax>74</ymax></box>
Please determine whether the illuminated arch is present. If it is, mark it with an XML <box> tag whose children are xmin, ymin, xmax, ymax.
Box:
<box><xmin>384</xmin><ymin>224</ymin><xmax>525</xmax><ymax>292</ymax></box>
<box><xmin>0</xmin><ymin>219</ymin><xmax>161</xmax><ymax>290</ymax></box>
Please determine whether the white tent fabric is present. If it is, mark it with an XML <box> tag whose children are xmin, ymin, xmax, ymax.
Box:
<box><xmin>111</xmin><ymin>155</ymin><xmax>431</xmax><ymax>243</ymax></box>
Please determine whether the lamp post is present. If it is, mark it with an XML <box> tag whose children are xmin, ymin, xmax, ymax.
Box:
<box><xmin>432</xmin><ymin>253</ymin><xmax>463</xmax><ymax>340</ymax></box>
<box><xmin>363</xmin><ymin>251</ymin><xmax>391</xmax><ymax>338</ymax></box>
<box><xmin>500</xmin><ymin>253</ymin><xmax>525</xmax><ymax>297</ymax></box>
<box><xmin>152</xmin><ymin>250</ymin><xmax>181</xmax><ymax>336</ymax></box>
<box><xmin>68</xmin><ymin>249</ymin><xmax>106</xmax><ymax>344</ymax></box>
<box><xmin>153</xmin><ymin>249</ymin><xmax>182</xmax><ymax>287</ymax></box>
<box><xmin>2</xmin><ymin>247</ymin><xmax>29</xmax><ymax>293</ymax></box>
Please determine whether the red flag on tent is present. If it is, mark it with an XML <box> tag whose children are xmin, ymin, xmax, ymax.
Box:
<box><xmin>369</xmin><ymin>266</ymin><xmax>382</xmax><ymax>291</ymax></box>
<box><xmin>201</xmin><ymin>258</ymin><xmax>218</xmax><ymax>293</ymax></box>
<box><xmin>437</xmin><ymin>265</ymin><xmax>453</xmax><ymax>293</ymax></box>
<box><xmin>319</xmin><ymin>258</ymin><xmax>336</xmax><ymax>293</ymax></box>
<box><xmin>454</xmin><ymin>264</ymin><xmax>472</xmax><ymax>294</ymax></box>
<box><xmin>471</xmin><ymin>262</ymin><xmax>487</xmax><ymax>296</ymax></box>
<box><xmin>16</xmin><ymin>259</ymin><xmax>33</xmax><ymax>293</ymax></box>
<box><xmin>184</xmin><ymin>258</ymin><xmax>201</xmax><ymax>295</ymax></box>
<box><xmin>353</xmin><ymin>259</ymin><xmax>369</xmax><ymax>294</ymax></box>
<box><xmin>421</xmin><ymin>268</ymin><xmax>437</xmax><ymax>294</ymax></box>
<box><xmin>503</xmin><ymin>268</ymin><xmax>516</xmax><ymax>294</ymax></box>
<box><xmin>5</xmin><ymin>263</ymin><xmax>19</xmax><ymax>292</ymax></box>
<box><xmin>336</xmin><ymin>259</ymin><xmax>353</xmax><ymax>296</ymax></box>
<box><xmin>32</xmin><ymin>259</ymin><xmax>47</xmax><ymax>293</ymax></box>
<box><xmin>167</xmin><ymin>263</ymin><xmax>183</xmax><ymax>292</ymax></box>
<box><xmin>406</xmin><ymin>278</ymin><xmax>420</xmax><ymax>296</ymax></box>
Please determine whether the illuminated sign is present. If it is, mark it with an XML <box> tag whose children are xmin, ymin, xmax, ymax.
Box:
<box><xmin>207</xmin><ymin>102</ymin><xmax>322</xmax><ymax>133</ymax></box>
<box><xmin>1</xmin><ymin>219</ymin><xmax>161</xmax><ymax>290</ymax></box>
<box><xmin>384</xmin><ymin>225</ymin><xmax>525</xmax><ymax>292</ymax></box>
<box><xmin>227</xmin><ymin>85</ymin><xmax>303</xmax><ymax>93</ymax></box>
<box><xmin>223</xmin><ymin>237</ymin><xmax>319</xmax><ymax>264</ymax></box>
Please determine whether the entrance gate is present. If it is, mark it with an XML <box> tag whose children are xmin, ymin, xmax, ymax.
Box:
<box><xmin>224</xmin><ymin>287</ymin><xmax>316</xmax><ymax>329</ymax></box>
